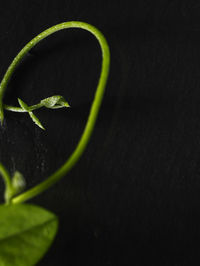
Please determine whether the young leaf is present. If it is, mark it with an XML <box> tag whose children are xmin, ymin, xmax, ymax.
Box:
<box><xmin>18</xmin><ymin>98</ymin><xmax>45</xmax><ymax>130</ymax></box>
<box><xmin>29</xmin><ymin>111</ymin><xmax>45</xmax><ymax>130</ymax></box>
<box><xmin>17</xmin><ymin>98</ymin><xmax>30</xmax><ymax>111</ymax></box>
<box><xmin>0</xmin><ymin>203</ymin><xmax>58</xmax><ymax>266</ymax></box>
<box><xmin>11</xmin><ymin>171</ymin><xmax>26</xmax><ymax>195</ymax></box>
<box><xmin>40</xmin><ymin>95</ymin><xmax>70</xmax><ymax>109</ymax></box>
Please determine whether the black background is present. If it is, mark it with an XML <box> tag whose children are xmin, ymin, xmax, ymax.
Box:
<box><xmin>1</xmin><ymin>1</ymin><xmax>200</xmax><ymax>265</ymax></box>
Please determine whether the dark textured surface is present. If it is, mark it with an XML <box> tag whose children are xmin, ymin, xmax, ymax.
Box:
<box><xmin>1</xmin><ymin>1</ymin><xmax>200</xmax><ymax>265</ymax></box>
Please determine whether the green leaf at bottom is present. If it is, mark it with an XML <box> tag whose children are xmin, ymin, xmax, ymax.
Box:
<box><xmin>0</xmin><ymin>203</ymin><xmax>58</xmax><ymax>266</ymax></box>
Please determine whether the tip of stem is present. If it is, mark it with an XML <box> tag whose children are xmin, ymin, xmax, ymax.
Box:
<box><xmin>65</xmin><ymin>102</ymin><xmax>70</xmax><ymax>108</ymax></box>
<box><xmin>40</xmin><ymin>125</ymin><xmax>46</xmax><ymax>130</ymax></box>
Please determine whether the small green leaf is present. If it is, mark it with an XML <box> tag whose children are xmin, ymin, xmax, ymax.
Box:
<box><xmin>17</xmin><ymin>98</ymin><xmax>30</xmax><ymax>111</ymax></box>
<box><xmin>0</xmin><ymin>203</ymin><xmax>58</xmax><ymax>266</ymax></box>
<box><xmin>40</xmin><ymin>95</ymin><xmax>70</xmax><ymax>109</ymax></box>
<box><xmin>29</xmin><ymin>111</ymin><xmax>45</xmax><ymax>130</ymax></box>
<box><xmin>18</xmin><ymin>98</ymin><xmax>45</xmax><ymax>130</ymax></box>
<box><xmin>12</xmin><ymin>171</ymin><xmax>26</xmax><ymax>195</ymax></box>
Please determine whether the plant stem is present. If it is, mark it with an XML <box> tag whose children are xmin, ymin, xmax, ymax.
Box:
<box><xmin>0</xmin><ymin>163</ymin><xmax>12</xmax><ymax>204</ymax></box>
<box><xmin>4</xmin><ymin>21</ymin><xmax>110</xmax><ymax>204</ymax></box>
<box><xmin>4</xmin><ymin>103</ymin><xmax>43</xmax><ymax>112</ymax></box>
<box><xmin>0</xmin><ymin>163</ymin><xmax>11</xmax><ymax>188</ymax></box>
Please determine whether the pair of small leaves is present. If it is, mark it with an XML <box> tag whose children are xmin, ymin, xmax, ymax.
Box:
<box><xmin>18</xmin><ymin>95</ymin><xmax>70</xmax><ymax>130</ymax></box>
<box><xmin>18</xmin><ymin>99</ymin><xmax>45</xmax><ymax>130</ymax></box>
<box><xmin>0</xmin><ymin>203</ymin><xmax>58</xmax><ymax>266</ymax></box>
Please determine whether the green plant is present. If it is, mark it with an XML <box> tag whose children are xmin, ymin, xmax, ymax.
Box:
<box><xmin>0</xmin><ymin>21</ymin><xmax>110</xmax><ymax>265</ymax></box>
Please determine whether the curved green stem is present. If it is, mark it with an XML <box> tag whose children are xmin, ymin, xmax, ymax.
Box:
<box><xmin>0</xmin><ymin>163</ymin><xmax>12</xmax><ymax>204</ymax></box>
<box><xmin>1</xmin><ymin>21</ymin><xmax>110</xmax><ymax>204</ymax></box>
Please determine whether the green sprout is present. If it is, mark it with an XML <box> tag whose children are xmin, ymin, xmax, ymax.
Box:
<box><xmin>4</xmin><ymin>95</ymin><xmax>70</xmax><ymax>130</ymax></box>
<box><xmin>0</xmin><ymin>21</ymin><xmax>110</xmax><ymax>265</ymax></box>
